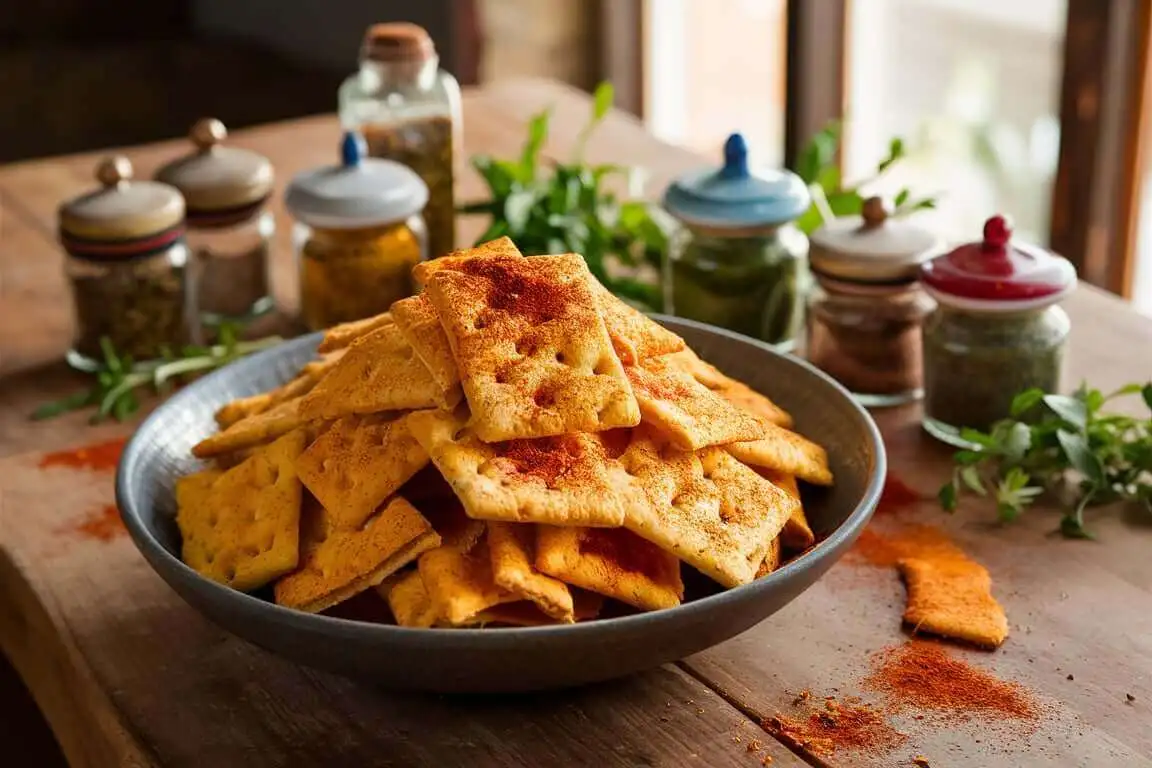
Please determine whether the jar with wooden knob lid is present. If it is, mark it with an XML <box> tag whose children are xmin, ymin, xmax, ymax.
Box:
<box><xmin>155</xmin><ymin>118</ymin><xmax>275</xmax><ymax>329</ymax></box>
<box><xmin>58</xmin><ymin>155</ymin><xmax>191</xmax><ymax>368</ymax></box>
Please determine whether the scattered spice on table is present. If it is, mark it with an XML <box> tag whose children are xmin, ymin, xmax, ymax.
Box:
<box><xmin>876</xmin><ymin>471</ymin><xmax>923</xmax><ymax>515</ymax></box>
<box><xmin>745</xmin><ymin>738</ymin><xmax>762</xmax><ymax>752</ymax></box>
<box><xmin>38</xmin><ymin>436</ymin><xmax>127</xmax><ymax>472</ymax></box>
<box><xmin>764</xmin><ymin>697</ymin><xmax>908</xmax><ymax>758</ymax></box>
<box><xmin>60</xmin><ymin>504</ymin><xmax>126</xmax><ymax>543</ymax></box>
<box><xmin>848</xmin><ymin>523</ymin><xmax>964</xmax><ymax>568</ymax></box>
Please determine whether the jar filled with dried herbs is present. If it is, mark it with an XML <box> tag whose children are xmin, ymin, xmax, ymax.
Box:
<box><xmin>805</xmin><ymin>196</ymin><xmax>941</xmax><ymax>406</ymax></box>
<box><xmin>58</xmin><ymin>156</ymin><xmax>192</xmax><ymax>368</ymax></box>
<box><xmin>286</xmin><ymin>131</ymin><xmax>428</xmax><ymax>331</ymax></box>
<box><xmin>155</xmin><ymin>118</ymin><xmax>275</xmax><ymax>330</ymax></box>
<box><xmin>662</xmin><ymin>133</ymin><xmax>811</xmax><ymax>351</ymax></box>
<box><xmin>920</xmin><ymin>215</ymin><xmax>1077</xmax><ymax>444</ymax></box>
<box><xmin>339</xmin><ymin>22</ymin><xmax>460</xmax><ymax>260</ymax></box>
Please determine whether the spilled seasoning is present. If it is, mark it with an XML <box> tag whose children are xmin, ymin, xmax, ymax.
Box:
<box><xmin>764</xmin><ymin>698</ymin><xmax>908</xmax><ymax>758</ymax></box>
<box><xmin>875</xmin><ymin>471</ymin><xmax>922</xmax><ymax>515</ymax></box>
<box><xmin>39</xmin><ymin>437</ymin><xmax>127</xmax><ymax>472</ymax></box>
<box><xmin>848</xmin><ymin>523</ymin><xmax>965</xmax><ymax>568</ymax></box>
<box><xmin>65</xmin><ymin>504</ymin><xmax>127</xmax><ymax>542</ymax></box>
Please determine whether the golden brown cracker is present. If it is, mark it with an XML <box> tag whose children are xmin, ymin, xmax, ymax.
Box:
<box><xmin>193</xmin><ymin>396</ymin><xmax>306</xmax><ymax>459</ymax></box>
<box><xmin>756</xmin><ymin>536</ymin><xmax>782</xmax><ymax>579</ymax></box>
<box><xmin>412</xmin><ymin>236</ymin><xmax>523</xmax><ymax>287</ymax></box>
<box><xmin>417</xmin><ymin>541</ymin><xmax>519</xmax><ymax>626</ymax></box>
<box><xmin>535</xmin><ymin>525</ymin><xmax>683</xmax><ymax>611</ymax></box>
<box><xmin>317</xmin><ymin>312</ymin><xmax>394</xmax><ymax>353</ymax></box>
<box><xmin>423</xmin><ymin>252</ymin><xmax>640</xmax><ymax>441</ymax></box>
<box><xmin>898</xmin><ymin>557</ymin><xmax>1009</xmax><ymax>649</ymax></box>
<box><xmin>471</xmin><ymin>592</ymin><xmax>604</xmax><ymax>626</ymax></box>
<box><xmin>408</xmin><ymin>408</ymin><xmax>625</xmax><ymax>527</ymax></box>
<box><xmin>586</xmin><ymin>277</ymin><xmax>684</xmax><ymax>364</ymax></box>
<box><xmin>755</xmin><ymin>468</ymin><xmax>816</xmax><ymax>551</ymax></box>
<box><xmin>391</xmin><ymin>293</ymin><xmax>463</xmax><ymax>407</ymax></box>
<box><xmin>727</xmin><ymin>421</ymin><xmax>833</xmax><ymax>486</ymax></box>
<box><xmin>379</xmin><ymin>569</ymin><xmax>439</xmax><ymax>628</ymax></box>
<box><xmin>213</xmin><ymin>350</ymin><xmax>347</xmax><ymax>430</ymax></box>
<box><xmin>665</xmin><ymin>348</ymin><xmax>793</xmax><ymax>429</ymax></box>
<box><xmin>487</xmin><ymin>522</ymin><xmax>574</xmax><ymax>621</ymax></box>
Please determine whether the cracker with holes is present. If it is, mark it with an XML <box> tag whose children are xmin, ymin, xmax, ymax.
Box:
<box><xmin>624</xmin><ymin>356</ymin><xmax>764</xmax><ymax>451</ymax></box>
<box><xmin>664</xmin><ymin>348</ymin><xmax>794</xmax><ymax>429</ymax></box>
<box><xmin>391</xmin><ymin>293</ymin><xmax>462</xmax><ymax>408</ymax></box>
<box><xmin>275</xmin><ymin>496</ymin><xmax>440</xmax><ymax>613</ymax></box>
<box><xmin>897</xmin><ymin>557</ymin><xmax>1009</xmax><ymax>649</ymax></box>
<box><xmin>487</xmin><ymin>522</ymin><xmax>574</xmax><ymax>621</ymax></box>
<box><xmin>755</xmin><ymin>468</ymin><xmax>816</xmax><ymax>551</ymax></box>
<box><xmin>300</xmin><ymin>322</ymin><xmax>444</xmax><ymax>420</ymax></box>
<box><xmin>177</xmin><ymin>429</ymin><xmax>306</xmax><ymax>591</ymax></box>
<box><xmin>379</xmin><ymin>569</ymin><xmax>440</xmax><ymax>627</ymax></box>
<box><xmin>586</xmin><ymin>277</ymin><xmax>685</xmax><ymax>364</ymax></box>
<box><xmin>408</xmin><ymin>409</ymin><xmax>625</xmax><ymax>527</ymax></box>
<box><xmin>423</xmin><ymin>252</ymin><xmax>639</xmax><ymax>441</ymax></box>
<box><xmin>417</xmin><ymin>540</ymin><xmax>520</xmax><ymax>626</ymax></box>
<box><xmin>609</xmin><ymin>427</ymin><xmax>799</xmax><ymax>587</ymax></box>
<box><xmin>727</xmin><ymin>420</ymin><xmax>833</xmax><ymax>486</ymax></box>
<box><xmin>412</xmin><ymin>235</ymin><xmax>523</xmax><ymax>286</ymax></box>
<box><xmin>535</xmin><ymin>525</ymin><xmax>683</xmax><ymax>611</ymax></box>
<box><xmin>193</xmin><ymin>395</ymin><xmax>308</xmax><ymax>459</ymax></box>
<box><xmin>296</xmin><ymin>412</ymin><xmax>429</xmax><ymax>530</ymax></box>
<box><xmin>316</xmin><ymin>311</ymin><xmax>394</xmax><ymax>353</ymax></box>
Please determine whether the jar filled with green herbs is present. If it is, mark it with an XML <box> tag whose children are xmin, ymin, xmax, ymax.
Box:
<box><xmin>662</xmin><ymin>133</ymin><xmax>811</xmax><ymax>351</ymax></box>
<box><xmin>920</xmin><ymin>215</ymin><xmax>1077</xmax><ymax>445</ymax></box>
<box><xmin>58</xmin><ymin>156</ymin><xmax>192</xmax><ymax>369</ymax></box>
<box><xmin>339</xmin><ymin>22</ymin><xmax>461</xmax><ymax>260</ymax></box>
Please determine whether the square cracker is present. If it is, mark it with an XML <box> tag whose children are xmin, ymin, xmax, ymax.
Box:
<box><xmin>214</xmin><ymin>349</ymin><xmax>347</xmax><ymax>429</ymax></box>
<box><xmin>275</xmin><ymin>496</ymin><xmax>440</xmax><ymax>614</ymax></box>
<box><xmin>296</xmin><ymin>412</ymin><xmax>429</xmax><ymax>530</ymax></box>
<box><xmin>586</xmin><ymin>277</ymin><xmax>685</xmax><ymax>364</ymax></box>
<box><xmin>609</xmin><ymin>428</ymin><xmax>798</xmax><ymax>588</ymax></box>
<box><xmin>664</xmin><ymin>349</ymin><xmax>793</xmax><ymax>429</ymax></box>
<box><xmin>379</xmin><ymin>569</ymin><xmax>440</xmax><ymax>628</ymax></box>
<box><xmin>487</xmin><ymin>522</ymin><xmax>574</xmax><ymax>621</ymax></box>
<box><xmin>177</xmin><ymin>429</ymin><xmax>306</xmax><ymax>591</ymax></box>
<box><xmin>391</xmin><ymin>293</ymin><xmax>463</xmax><ymax>408</ymax></box>
<box><xmin>898</xmin><ymin>557</ymin><xmax>1009</xmax><ymax>649</ymax></box>
<box><xmin>418</xmin><ymin>541</ymin><xmax>519</xmax><ymax>626</ymax></box>
<box><xmin>193</xmin><ymin>395</ymin><xmax>307</xmax><ymax>459</ymax></box>
<box><xmin>316</xmin><ymin>312</ymin><xmax>394</xmax><ymax>353</ymax></box>
<box><xmin>536</xmin><ymin>525</ymin><xmax>683</xmax><ymax>611</ymax></box>
<box><xmin>727</xmin><ymin>421</ymin><xmax>833</xmax><ymax>486</ymax></box>
<box><xmin>408</xmin><ymin>409</ymin><xmax>625</xmax><ymax>527</ymax></box>
<box><xmin>624</xmin><ymin>356</ymin><xmax>764</xmax><ymax>451</ymax></box>
<box><xmin>755</xmin><ymin>469</ymin><xmax>816</xmax><ymax>551</ymax></box>
<box><xmin>300</xmin><ymin>322</ymin><xmax>444</xmax><ymax>420</ymax></box>
<box><xmin>423</xmin><ymin>252</ymin><xmax>639</xmax><ymax>441</ymax></box>
<box><xmin>412</xmin><ymin>236</ymin><xmax>523</xmax><ymax>287</ymax></box>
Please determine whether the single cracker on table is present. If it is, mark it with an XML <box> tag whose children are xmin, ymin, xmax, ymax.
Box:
<box><xmin>418</xmin><ymin>540</ymin><xmax>520</xmax><ymax>626</ymax></box>
<box><xmin>408</xmin><ymin>408</ymin><xmax>626</xmax><ymax>527</ymax></box>
<box><xmin>754</xmin><ymin>468</ymin><xmax>816</xmax><ymax>551</ymax></box>
<box><xmin>193</xmin><ymin>395</ymin><xmax>308</xmax><ymax>459</ymax></box>
<box><xmin>296</xmin><ymin>412</ymin><xmax>429</xmax><ymax>530</ymax></box>
<box><xmin>664</xmin><ymin>348</ymin><xmax>794</xmax><ymax>429</ymax></box>
<box><xmin>727</xmin><ymin>420</ymin><xmax>834</xmax><ymax>486</ymax></box>
<box><xmin>275</xmin><ymin>496</ymin><xmax>440</xmax><ymax>614</ymax></box>
<box><xmin>897</xmin><ymin>556</ymin><xmax>1010</xmax><ymax>649</ymax></box>
<box><xmin>423</xmin><ymin>252</ymin><xmax>640</xmax><ymax>441</ymax></box>
<box><xmin>535</xmin><ymin>525</ymin><xmax>683</xmax><ymax>612</ymax></box>
<box><xmin>487</xmin><ymin>522</ymin><xmax>574</xmax><ymax>622</ymax></box>
<box><xmin>391</xmin><ymin>293</ymin><xmax>463</xmax><ymax>407</ymax></box>
<box><xmin>177</xmin><ymin>429</ymin><xmax>306</xmax><ymax>591</ymax></box>
<box><xmin>316</xmin><ymin>311</ymin><xmax>394</xmax><ymax>353</ymax></box>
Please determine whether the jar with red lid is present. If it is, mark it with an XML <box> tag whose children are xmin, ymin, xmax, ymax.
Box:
<box><xmin>920</xmin><ymin>215</ymin><xmax>1077</xmax><ymax>443</ymax></box>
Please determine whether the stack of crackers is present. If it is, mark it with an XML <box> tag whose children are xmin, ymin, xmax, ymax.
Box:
<box><xmin>175</xmin><ymin>238</ymin><xmax>834</xmax><ymax>628</ymax></box>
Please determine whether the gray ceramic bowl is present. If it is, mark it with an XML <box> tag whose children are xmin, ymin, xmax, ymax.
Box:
<box><xmin>117</xmin><ymin>316</ymin><xmax>885</xmax><ymax>693</ymax></box>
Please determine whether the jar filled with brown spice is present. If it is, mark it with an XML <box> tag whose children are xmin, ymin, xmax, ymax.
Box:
<box><xmin>804</xmin><ymin>197</ymin><xmax>941</xmax><ymax>406</ymax></box>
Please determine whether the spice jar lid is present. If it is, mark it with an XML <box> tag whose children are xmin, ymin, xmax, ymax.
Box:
<box><xmin>58</xmin><ymin>156</ymin><xmax>185</xmax><ymax>260</ymax></box>
<box><xmin>285</xmin><ymin>131</ymin><xmax>429</xmax><ymax>230</ymax></box>
<box><xmin>809</xmin><ymin>197</ymin><xmax>941</xmax><ymax>283</ymax></box>
<box><xmin>662</xmin><ymin>133</ymin><xmax>810</xmax><ymax>230</ymax></box>
<box><xmin>154</xmin><ymin>118</ymin><xmax>274</xmax><ymax>225</ymax></box>
<box><xmin>361</xmin><ymin>22</ymin><xmax>436</xmax><ymax>63</ymax></box>
<box><xmin>920</xmin><ymin>215</ymin><xmax>1077</xmax><ymax>310</ymax></box>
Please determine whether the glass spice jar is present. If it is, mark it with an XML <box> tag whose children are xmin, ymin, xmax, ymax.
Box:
<box><xmin>155</xmin><ymin>118</ymin><xmax>275</xmax><ymax>331</ymax></box>
<box><xmin>286</xmin><ymin>131</ymin><xmax>429</xmax><ymax>331</ymax></box>
<box><xmin>805</xmin><ymin>196</ymin><xmax>941</xmax><ymax>406</ymax></box>
<box><xmin>58</xmin><ymin>156</ymin><xmax>192</xmax><ymax>368</ymax></box>
<box><xmin>339</xmin><ymin>22</ymin><xmax>461</xmax><ymax>260</ymax></box>
<box><xmin>920</xmin><ymin>215</ymin><xmax>1077</xmax><ymax>444</ymax></box>
<box><xmin>662</xmin><ymin>133</ymin><xmax>811</xmax><ymax>351</ymax></box>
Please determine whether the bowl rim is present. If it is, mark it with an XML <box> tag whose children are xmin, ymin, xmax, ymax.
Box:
<box><xmin>116</xmin><ymin>316</ymin><xmax>886</xmax><ymax>646</ymax></box>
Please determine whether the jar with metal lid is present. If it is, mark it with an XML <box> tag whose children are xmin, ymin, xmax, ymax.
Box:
<box><xmin>339</xmin><ymin>22</ymin><xmax>461</xmax><ymax>260</ymax></box>
<box><xmin>286</xmin><ymin>131</ymin><xmax>428</xmax><ymax>331</ymax></box>
<box><xmin>920</xmin><ymin>215</ymin><xmax>1077</xmax><ymax>444</ymax></box>
<box><xmin>58</xmin><ymin>156</ymin><xmax>191</xmax><ymax>368</ymax></box>
<box><xmin>805</xmin><ymin>196</ymin><xmax>941</xmax><ymax>406</ymax></box>
<box><xmin>155</xmin><ymin>118</ymin><xmax>275</xmax><ymax>329</ymax></box>
<box><xmin>662</xmin><ymin>133</ymin><xmax>811</xmax><ymax>351</ymax></box>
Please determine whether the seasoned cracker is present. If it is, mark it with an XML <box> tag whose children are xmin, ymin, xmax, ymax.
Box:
<box><xmin>379</xmin><ymin>569</ymin><xmax>439</xmax><ymax>628</ymax></box>
<box><xmin>214</xmin><ymin>351</ymin><xmax>348</xmax><ymax>430</ymax></box>
<box><xmin>756</xmin><ymin>536</ymin><xmax>782</xmax><ymax>578</ymax></box>
<box><xmin>418</xmin><ymin>541</ymin><xmax>519</xmax><ymax>626</ymax></box>
<box><xmin>487</xmin><ymin>522</ymin><xmax>574</xmax><ymax>621</ymax></box>
<box><xmin>898</xmin><ymin>557</ymin><xmax>1009</xmax><ymax>649</ymax></box>
<box><xmin>755</xmin><ymin>468</ymin><xmax>816</xmax><ymax>551</ymax></box>
<box><xmin>586</xmin><ymin>277</ymin><xmax>684</xmax><ymax>364</ymax></box>
<box><xmin>665</xmin><ymin>348</ymin><xmax>793</xmax><ymax>429</ymax></box>
<box><xmin>412</xmin><ymin>236</ymin><xmax>523</xmax><ymax>287</ymax></box>
<box><xmin>473</xmin><ymin>591</ymin><xmax>604</xmax><ymax>626</ymax></box>
<box><xmin>391</xmin><ymin>293</ymin><xmax>463</xmax><ymax>407</ymax></box>
<box><xmin>296</xmin><ymin>412</ymin><xmax>429</xmax><ymax>530</ymax></box>
<box><xmin>535</xmin><ymin>525</ymin><xmax>683</xmax><ymax>611</ymax></box>
<box><xmin>424</xmin><ymin>253</ymin><xmax>639</xmax><ymax>441</ymax></box>
<box><xmin>316</xmin><ymin>312</ymin><xmax>394</xmax><ymax>353</ymax></box>
<box><xmin>275</xmin><ymin>496</ymin><xmax>440</xmax><ymax>614</ymax></box>
<box><xmin>408</xmin><ymin>409</ymin><xmax>625</xmax><ymax>527</ymax></box>
<box><xmin>193</xmin><ymin>395</ymin><xmax>306</xmax><ymax>459</ymax></box>
<box><xmin>727</xmin><ymin>422</ymin><xmax>833</xmax><ymax>486</ymax></box>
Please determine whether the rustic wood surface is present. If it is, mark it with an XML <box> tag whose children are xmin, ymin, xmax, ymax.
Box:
<box><xmin>1</xmin><ymin>79</ymin><xmax>1151</xmax><ymax>767</ymax></box>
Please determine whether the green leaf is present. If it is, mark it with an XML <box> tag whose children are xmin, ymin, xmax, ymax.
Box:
<box><xmin>997</xmin><ymin>501</ymin><xmax>1022</xmax><ymax>523</ymax></box>
<box><xmin>938</xmin><ymin>482</ymin><xmax>958</xmax><ymax>511</ymax></box>
<box><xmin>520</xmin><ymin>109</ymin><xmax>551</xmax><ymax>176</ymax></box>
<box><xmin>1057</xmin><ymin>428</ymin><xmax>1106</xmax><ymax>485</ymax></box>
<box><xmin>893</xmin><ymin>189</ymin><xmax>910</xmax><ymax>207</ymax></box>
<box><xmin>1010</xmin><ymin>388</ymin><xmax>1045</xmax><ymax>417</ymax></box>
<box><xmin>999</xmin><ymin>421</ymin><xmax>1033</xmax><ymax>462</ymax></box>
<box><xmin>1060</xmin><ymin>515</ymin><xmax>1096</xmax><ymax>539</ymax></box>
<box><xmin>953</xmin><ymin>449</ymin><xmax>984</xmax><ymax>465</ymax></box>
<box><xmin>814</xmin><ymin>163</ymin><xmax>841</xmax><ymax>194</ymax></box>
<box><xmin>592</xmin><ymin>81</ymin><xmax>614</xmax><ymax>121</ymax></box>
<box><xmin>31</xmin><ymin>390</ymin><xmax>96</xmax><ymax>421</ymax></box>
<box><xmin>877</xmin><ymin>138</ymin><xmax>906</xmax><ymax>173</ymax></box>
<box><xmin>1002</xmin><ymin>466</ymin><xmax>1032</xmax><ymax>492</ymax></box>
<box><xmin>794</xmin><ymin>121</ymin><xmax>841</xmax><ymax>183</ymax></box>
<box><xmin>1044</xmin><ymin>394</ymin><xmax>1088</xmax><ymax>430</ymax></box>
<box><xmin>958</xmin><ymin>428</ymin><xmax>997</xmax><ymax>449</ymax></box>
<box><xmin>959</xmin><ymin>465</ymin><xmax>986</xmax><ymax>495</ymax></box>
<box><xmin>1143</xmin><ymin>384</ymin><xmax>1152</xmax><ymax>411</ymax></box>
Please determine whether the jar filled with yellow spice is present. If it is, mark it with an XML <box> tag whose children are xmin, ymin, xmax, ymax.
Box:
<box><xmin>286</xmin><ymin>131</ymin><xmax>428</xmax><ymax>331</ymax></box>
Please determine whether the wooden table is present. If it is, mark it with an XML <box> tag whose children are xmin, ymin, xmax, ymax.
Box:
<box><xmin>2</xmin><ymin>79</ymin><xmax>1150</xmax><ymax>768</ymax></box>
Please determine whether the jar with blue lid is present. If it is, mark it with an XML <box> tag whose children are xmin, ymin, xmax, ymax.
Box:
<box><xmin>661</xmin><ymin>133</ymin><xmax>811</xmax><ymax>350</ymax></box>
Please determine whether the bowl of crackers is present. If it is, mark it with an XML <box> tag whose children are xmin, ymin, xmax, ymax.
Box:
<box><xmin>117</xmin><ymin>237</ymin><xmax>885</xmax><ymax>693</ymax></box>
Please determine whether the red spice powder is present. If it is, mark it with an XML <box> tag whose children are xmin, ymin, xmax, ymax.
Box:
<box><xmin>460</xmin><ymin>256</ymin><xmax>581</xmax><ymax>325</ymax></box>
<box><xmin>848</xmin><ymin>523</ymin><xmax>965</xmax><ymax>568</ymax></box>
<box><xmin>39</xmin><ymin>437</ymin><xmax>127</xmax><ymax>473</ymax></box>
<box><xmin>496</xmin><ymin>435</ymin><xmax>586</xmax><ymax>487</ymax></box>
<box><xmin>624</xmin><ymin>364</ymin><xmax>695</xmax><ymax>402</ymax></box>
<box><xmin>764</xmin><ymin>698</ymin><xmax>908</xmax><ymax>757</ymax></box>
<box><xmin>875</xmin><ymin>471</ymin><xmax>922</xmax><ymax>515</ymax></box>
<box><xmin>68</xmin><ymin>504</ymin><xmax>127</xmax><ymax>542</ymax></box>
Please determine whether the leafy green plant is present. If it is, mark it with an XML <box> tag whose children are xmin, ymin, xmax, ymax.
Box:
<box><xmin>938</xmin><ymin>382</ymin><xmax>1152</xmax><ymax>538</ymax></box>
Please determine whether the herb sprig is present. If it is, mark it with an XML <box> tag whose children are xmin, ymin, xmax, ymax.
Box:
<box><xmin>939</xmin><ymin>383</ymin><xmax>1152</xmax><ymax>538</ymax></box>
<box><xmin>33</xmin><ymin>324</ymin><xmax>281</xmax><ymax>424</ymax></box>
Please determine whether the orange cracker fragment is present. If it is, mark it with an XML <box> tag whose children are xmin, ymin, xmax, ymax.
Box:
<box><xmin>755</xmin><ymin>468</ymin><xmax>816</xmax><ymax>551</ymax></box>
<box><xmin>417</xmin><ymin>541</ymin><xmax>519</xmax><ymax>626</ymax></box>
<box><xmin>665</xmin><ymin>348</ymin><xmax>793</xmax><ymax>429</ymax></box>
<box><xmin>193</xmin><ymin>395</ymin><xmax>307</xmax><ymax>459</ymax></box>
<box><xmin>296</xmin><ymin>412</ymin><xmax>429</xmax><ymax>530</ymax></box>
<box><xmin>391</xmin><ymin>293</ymin><xmax>462</xmax><ymax>408</ymax></box>
<box><xmin>423</xmin><ymin>252</ymin><xmax>640</xmax><ymax>441</ymax></box>
<box><xmin>756</xmin><ymin>536</ymin><xmax>782</xmax><ymax>578</ymax></box>
<box><xmin>586</xmin><ymin>277</ymin><xmax>684</xmax><ymax>364</ymax></box>
<box><xmin>417</xmin><ymin>497</ymin><xmax>487</xmax><ymax>552</ymax></box>
<box><xmin>379</xmin><ymin>569</ymin><xmax>439</xmax><ymax>628</ymax></box>
<box><xmin>275</xmin><ymin>496</ymin><xmax>440</xmax><ymax>614</ymax></box>
<box><xmin>316</xmin><ymin>311</ymin><xmax>394</xmax><ymax>353</ymax></box>
<box><xmin>487</xmin><ymin>522</ymin><xmax>574</xmax><ymax>622</ymax></box>
<box><xmin>408</xmin><ymin>408</ymin><xmax>625</xmax><ymax>527</ymax></box>
<box><xmin>473</xmin><ymin>591</ymin><xmax>604</xmax><ymax>626</ymax></box>
<box><xmin>897</xmin><ymin>557</ymin><xmax>1009</xmax><ymax>649</ymax></box>
<box><xmin>535</xmin><ymin>525</ymin><xmax>683</xmax><ymax>611</ymax></box>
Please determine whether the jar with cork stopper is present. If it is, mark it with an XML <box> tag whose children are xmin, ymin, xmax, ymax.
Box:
<box><xmin>58</xmin><ymin>156</ymin><xmax>191</xmax><ymax>368</ymax></box>
<box><xmin>339</xmin><ymin>22</ymin><xmax>461</xmax><ymax>260</ymax></box>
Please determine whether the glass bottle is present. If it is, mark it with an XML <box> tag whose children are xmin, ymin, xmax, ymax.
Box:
<box><xmin>286</xmin><ymin>132</ymin><xmax>429</xmax><ymax>331</ymax></box>
<box><xmin>920</xmin><ymin>215</ymin><xmax>1077</xmax><ymax>444</ymax></box>
<box><xmin>339</xmin><ymin>22</ymin><xmax>461</xmax><ymax>261</ymax></box>
<box><xmin>805</xmin><ymin>197</ymin><xmax>941</xmax><ymax>406</ymax></box>
<box><xmin>58</xmin><ymin>156</ymin><xmax>192</xmax><ymax>369</ymax></box>
<box><xmin>155</xmin><ymin>118</ymin><xmax>275</xmax><ymax>333</ymax></box>
<box><xmin>662</xmin><ymin>133</ymin><xmax>811</xmax><ymax>351</ymax></box>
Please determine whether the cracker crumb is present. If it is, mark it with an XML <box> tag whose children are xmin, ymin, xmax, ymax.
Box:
<box><xmin>761</xmin><ymin>756</ymin><xmax>773</xmax><ymax>765</ymax></box>
<box><xmin>746</xmin><ymin>739</ymin><xmax>762</xmax><ymax>752</ymax></box>
<box><xmin>792</xmin><ymin>689</ymin><xmax>811</xmax><ymax>706</ymax></box>
<box><xmin>913</xmin><ymin>757</ymin><xmax>931</xmax><ymax>767</ymax></box>
<box><xmin>1066</xmin><ymin>674</ymin><xmax>1074</xmax><ymax>681</ymax></box>
<box><xmin>1126</xmin><ymin>693</ymin><xmax>1136</xmax><ymax>703</ymax></box>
